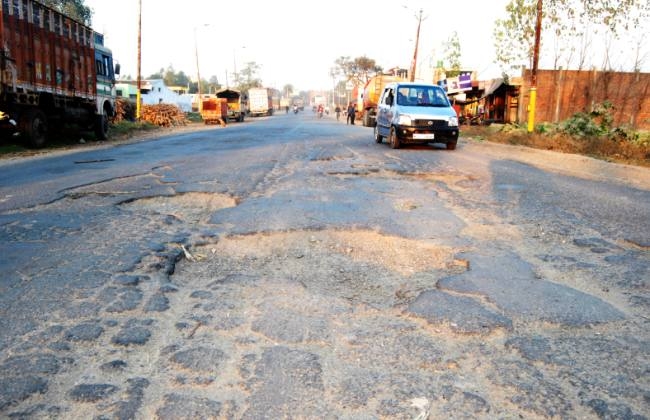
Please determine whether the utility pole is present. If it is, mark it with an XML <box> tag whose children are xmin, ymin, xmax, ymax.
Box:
<box><xmin>194</xmin><ymin>24</ymin><xmax>210</xmax><ymax>113</ymax></box>
<box><xmin>195</xmin><ymin>27</ymin><xmax>202</xmax><ymax>113</ymax></box>
<box><xmin>136</xmin><ymin>0</ymin><xmax>142</xmax><ymax>120</ymax></box>
<box><xmin>527</xmin><ymin>0</ymin><xmax>543</xmax><ymax>133</ymax></box>
<box><xmin>409</xmin><ymin>8</ymin><xmax>424</xmax><ymax>82</ymax></box>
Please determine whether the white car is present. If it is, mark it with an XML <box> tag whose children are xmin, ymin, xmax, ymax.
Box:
<box><xmin>374</xmin><ymin>82</ymin><xmax>460</xmax><ymax>150</ymax></box>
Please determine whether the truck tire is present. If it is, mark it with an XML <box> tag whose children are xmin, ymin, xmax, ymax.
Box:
<box><xmin>95</xmin><ymin>114</ymin><xmax>109</xmax><ymax>140</ymax></box>
<box><xmin>21</xmin><ymin>108</ymin><xmax>48</xmax><ymax>148</ymax></box>
<box><xmin>389</xmin><ymin>127</ymin><xmax>400</xmax><ymax>149</ymax></box>
<box><xmin>363</xmin><ymin>111</ymin><xmax>369</xmax><ymax>127</ymax></box>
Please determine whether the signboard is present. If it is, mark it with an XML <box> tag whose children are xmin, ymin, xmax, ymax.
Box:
<box><xmin>445</xmin><ymin>72</ymin><xmax>473</xmax><ymax>94</ymax></box>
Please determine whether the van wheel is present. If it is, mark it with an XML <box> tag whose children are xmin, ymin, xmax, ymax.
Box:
<box><xmin>389</xmin><ymin>127</ymin><xmax>400</xmax><ymax>149</ymax></box>
<box><xmin>446</xmin><ymin>140</ymin><xmax>457</xmax><ymax>150</ymax></box>
<box><xmin>374</xmin><ymin>125</ymin><xmax>383</xmax><ymax>143</ymax></box>
<box><xmin>21</xmin><ymin>108</ymin><xmax>48</xmax><ymax>148</ymax></box>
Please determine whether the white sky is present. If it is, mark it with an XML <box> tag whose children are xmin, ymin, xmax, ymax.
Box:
<box><xmin>86</xmin><ymin>0</ymin><xmax>512</xmax><ymax>91</ymax></box>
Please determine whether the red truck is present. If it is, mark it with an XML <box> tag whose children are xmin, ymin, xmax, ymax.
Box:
<box><xmin>0</xmin><ymin>0</ymin><xmax>119</xmax><ymax>147</ymax></box>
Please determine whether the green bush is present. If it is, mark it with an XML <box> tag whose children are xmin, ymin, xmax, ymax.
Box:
<box><xmin>632</xmin><ymin>131</ymin><xmax>650</xmax><ymax>147</ymax></box>
<box><xmin>186</xmin><ymin>112</ymin><xmax>203</xmax><ymax>123</ymax></box>
<box><xmin>560</xmin><ymin>111</ymin><xmax>604</xmax><ymax>137</ymax></box>
<box><xmin>500</xmin><ymin>123</ymin><xmax>526</xmax><ymax>133</ymax></box>
<box><xmin>560</xmin><ymin>101</ymin><xmax>615</xmax><ymax>138</ymax></box>
<box><xmin>536</xmin><ymin>122</ymin><xmax>558</xmax><ymax>134</ymax></box>
<box><xmin>110</xmin><ymin>120</ymin><xmax>157</xmax><ymax>136</ymax></box>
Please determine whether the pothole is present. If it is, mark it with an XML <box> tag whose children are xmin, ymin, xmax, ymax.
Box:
<box><xmin>202</xmin><ymin>229</ymin><xmax>461</xmax><ymax>276</ymax></box>
<box><xmin>325</xmin><ymin>169</ymin><xmax>481</xmax><ymax>191</ymax></box>
<box><xmin>121</xmin><ymin>192</ymin><xmax>238</xmax><ymax>223</ymax></box>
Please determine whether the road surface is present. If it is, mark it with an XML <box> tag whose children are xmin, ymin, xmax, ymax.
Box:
<box><xmin>1</xmin><ymin>112</ymin><xmax>649</xmax><ymax>418</ymax></box>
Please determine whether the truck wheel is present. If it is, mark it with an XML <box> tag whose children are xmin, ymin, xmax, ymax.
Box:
<box><xmin>446</xmin><ymin>140</ymin><xmax>457</xmax><ymax>150</ymax></box>
<box><xmin>389</xmin><ymin>127</ymin><xmax>400</xmax><ymax>149</ymax></box>
<box><xmin>363</xmin><ymin>112</ymin><xmax>369</xmax><ymax>127</ymax></box>
<box><xmin>21</xmin><ymin>108</ymin><xmax>48</xmax><ymax>148</ymax></box>
<box><xmin>95</xmin><ymin>114</ymin><xmax>109</xmax><ymax>140</ymax></box>
<box><xmin>374</xmin><ymin>125</ymin><xmax>383</xmax><ymax>143</ymax></box>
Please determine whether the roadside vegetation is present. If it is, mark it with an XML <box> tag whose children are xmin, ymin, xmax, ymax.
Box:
<box><xmin>462</xmin><ymin>102</ymin><xmax>650</xmax><ymax>168</ymax></box>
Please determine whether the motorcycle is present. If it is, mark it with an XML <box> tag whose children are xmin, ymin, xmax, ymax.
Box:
<box><xmin>293</xmin><ymin>106</ymin><xmax>299</xmax><ymax>114</ymax></box>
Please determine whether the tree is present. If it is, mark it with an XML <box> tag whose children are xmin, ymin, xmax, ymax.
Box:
<box><xmin>493</xmin><ymin>0</ymin><xmax>538</xmax><ymax>73</ymax></box>
<box><xmin>147</xmin><ymin>68</ymin><xmax>165</xmax><ymax>79</ymax></box>
<box><xmin>41</xmin><ymin>0</ymin><xmax>92</xmax><ymax>25</ymax></box>
<box><xmin>443</xmin><ymin>31</ymin><xmax>462</xmax><ymax>77</ymax></box>
<box><xmin>493</xmin><ymin>0</ymin><xmax>650</xmax><ymax>74</ymax></box>
<box><xmin>162</xmin><ymin>65</ymin><xmax>190</xmax><ymax>87</ymax></box>
<box><xmin>236</xmin><ymin>61</ymin><xmax>263</xmax><ymax>92</ymax></box>
<box><xmin>334</xmin><ymin>56</ymin><xmax>383</xmax><ymax>87</ymax></box>
<box><xmin>207</xmin><ymin>76</ymin><xmax>221</xmax><ymax>94</ymax></box>
<box><xmin>282</xmin><ymin>84</ymin><xmax>294</xmax><ymax>98</ymax></box>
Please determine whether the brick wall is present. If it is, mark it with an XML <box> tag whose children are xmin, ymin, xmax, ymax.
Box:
<box><xmin>520</xmin><ymin>69</ymin><xmax>650</xmax><ymax>130</ymax></box>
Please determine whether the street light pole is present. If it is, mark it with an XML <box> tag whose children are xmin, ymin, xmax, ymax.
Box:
<box><xmin>409</xmin><ymin>8</ymin><xmax>423</xmax><ymax>82</ymax></box>
<box><xmin>194</xmin><ymin>27</ymin><xmax>201</xmax><ymax>113</ymax></box>
<box><xmin>232</xmin><ymin>46</ymin><xmax>245</xmax><ymax>89</ymax></box>
<box><xmin>233</xmin><ymin>49</ymin><xmax>237</xmax><ymax>84</ymax></box>
<box><xmin>194</xmin><ymin>24</ymin><xmax>210</xmax><ymax>113</ymax></box>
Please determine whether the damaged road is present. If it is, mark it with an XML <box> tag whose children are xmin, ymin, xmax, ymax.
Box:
<box><xmin>0</xmin><ymin>113</ymin><xmax>649</xmax><ymax>419</ymax></box>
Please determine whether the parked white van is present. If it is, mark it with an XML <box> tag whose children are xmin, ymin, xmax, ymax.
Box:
<box><xmin>374</xmin><ymin>82</ymin><xmax>460</xmax><ymax>150</ymax></box>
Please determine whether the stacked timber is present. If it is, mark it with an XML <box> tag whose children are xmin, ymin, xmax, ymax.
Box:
<box><xmin>112</xmin><ymin>100</ymin><xmax>188</xmax><ymax>127</ymax></box>
<box><xmin>112</xmin><ymin>98</ymin><xmax>135</xmax><ymax>123</ymax></box>
<box><xmin>140</xmin><ymin>104</ymin><xmax>188</xmax><ymax>127</ymax></box>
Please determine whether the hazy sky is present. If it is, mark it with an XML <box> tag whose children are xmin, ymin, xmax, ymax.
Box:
<box><xmin>84</xmin><ymin>0</ymin><xmax>516</xmax><ymax>90</ymax></box>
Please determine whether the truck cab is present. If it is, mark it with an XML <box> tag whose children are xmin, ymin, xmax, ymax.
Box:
<box><xmin>94</xmin><ymin>32</ymin><xmax>119</xmax><ymax>140</ymax></box>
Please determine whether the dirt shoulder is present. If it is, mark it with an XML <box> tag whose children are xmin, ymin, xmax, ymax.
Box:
<box><xmin>0</xmin><ymin>122</ymin><xmax>217</xmax><ymax>163</ymax></box>
<box><xmin>463</xmin><ymin>137</ymin><xmax>650</xmax><ymax>191</ymax></box>
<box><xmin>461</xmin><ymin>124</ymin><xmax>650</xmax><ymax>169</ymax></box>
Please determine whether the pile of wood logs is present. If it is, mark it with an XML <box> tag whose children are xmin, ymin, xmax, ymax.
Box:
<box><xmin>140</xmin><ymin>104</ymin><xmax>188</xmax><ymax>127</ymax></box>
<box><xmin>112</xmin><ymin>99</ymin><xmax>188</xmax><ymax>127</ymax></box>
<box><xmin>112</xmin><ymin>98</ymin><xmax>134</xmax><ymax>123</ymax></box>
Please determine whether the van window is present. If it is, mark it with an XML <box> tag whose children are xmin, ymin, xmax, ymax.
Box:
<box><xmin>397</xmin><ymin>85</ymin><xmax>450</xmax><ymax>107</ymax></box>
<box><xmin>383</xmin><ymin>88</ymin><xmax>394</xmax><ymax>105</ymax></box>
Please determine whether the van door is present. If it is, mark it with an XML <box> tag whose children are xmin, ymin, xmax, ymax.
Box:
<box><xmin>376</xmin><ymin>87</ymin><xmax>393</xmax><ymax>136</ymax></box>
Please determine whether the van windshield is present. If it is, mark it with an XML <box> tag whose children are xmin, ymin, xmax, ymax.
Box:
<box><xmin>396</xmin><ymin>86</ymin><xmax>450</xmax><ymax>107</ymax></box>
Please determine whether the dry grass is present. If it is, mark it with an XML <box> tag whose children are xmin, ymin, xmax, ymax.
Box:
<box><xmin>461</xmin><ymin>125</ymin><xmax>650</xmax><ymax>168</ymax></box>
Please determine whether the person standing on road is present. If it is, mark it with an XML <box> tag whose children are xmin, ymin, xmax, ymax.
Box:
<box><xmin>334</xmin><ymin>105</ymin><xmax>341</xmax><ymax>121</ymax></box>
<box><xmin>346</xmin><ymin>103</ymin><xmax>355</xmax><ymax>125</ymax></box>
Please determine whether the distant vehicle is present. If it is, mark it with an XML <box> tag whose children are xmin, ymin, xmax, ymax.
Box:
<box><xmin>248</xmin><ymin>88</ymin><xmax>273</xmax><ymax>117</ymax></box>
<box><xmin>0</xmin><ymin>0</ymin><xmax>119</xmax><ymax>147</ymax></box>
<box><xmin>313</xmin><ymin>95</ymin><xmax>326</xmax><ymax>109</ymax></box>
<box><xmin>200</xmin><ymin>97</ymin><xmax>227</xmax><ymax>125</ymax></box>
<box><xmin>216</xmin><ymin>89</ymin><xmax>245</xmax><ymax>122</ymax></box>
<box><xmin>374</xmin><ymin>82</ymin><xmax>459</xmax><ymax>150</ymax></box>
<box><xmin>293</xmin><ymin>97</ymin><xmax>305</xmax><ymax>111</ymax></box>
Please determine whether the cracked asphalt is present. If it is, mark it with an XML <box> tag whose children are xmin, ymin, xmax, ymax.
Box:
<box><xmin>0</xmin><ymin>112</ymin><xmax>649</xmax><ymax>419</ymax></box>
